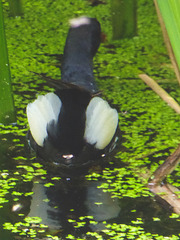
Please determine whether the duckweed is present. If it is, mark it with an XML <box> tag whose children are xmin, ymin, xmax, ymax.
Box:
<box><xmin>0</xmin><ymin>0</ymin><xmax>180</xmax><ymax>239</ymax></box>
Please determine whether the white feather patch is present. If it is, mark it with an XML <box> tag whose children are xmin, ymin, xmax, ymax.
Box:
<box><xmin>26</xmin><ymin>93</ymin><xmax>62</xmax><ymax>147</ymax></box>
<box><xmin>69</xmin><ymin>16</ymin><xmax>90</xmax><ymax>28</ymax></box>
<box><xmin>84</xmin><ymin>97</ymin><xmax>118</xmax><ymax>150</ymax></box>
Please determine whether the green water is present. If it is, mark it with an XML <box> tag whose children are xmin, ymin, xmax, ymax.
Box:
<box><xmin>0</xmin><ymin>0</ymin><xmax>180</xmax><ymax>239</ymax></box>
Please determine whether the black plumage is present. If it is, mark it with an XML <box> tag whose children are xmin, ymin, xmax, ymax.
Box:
<box><xmin>27</xmin><ymin>17</ymin><xmax>119</xmax><ymax>168</ymax></box>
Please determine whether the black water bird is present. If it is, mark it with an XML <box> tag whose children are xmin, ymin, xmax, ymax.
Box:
<box><xmin>26</xmin><ymin>17</ymin><xmax>119</xmax><ymax>168</ymax></box>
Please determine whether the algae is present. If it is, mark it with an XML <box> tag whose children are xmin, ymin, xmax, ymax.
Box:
<box><xmin>0</xmin><ymin>0</ymin><xmax>180</xmax><ymax>239</ymax></box>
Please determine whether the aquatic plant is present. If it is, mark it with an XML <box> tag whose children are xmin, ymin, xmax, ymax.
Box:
<box><xmin>8</xmin><ymin>0</ymin><xmax>24</xmax><ymax>17</ymax></box>
<box><xmin>154</xmin><ymin>0</ymin><xmax>180</xmax><ymax>83</ymax></box>
<box><xmin>0</xmin><ymin>0</ymin><xmax>180</xmax><ymax>239</ymax></box>
<box><xmin>111</xmin><ymin>0</ymin><xmax>137</xmax><ymax>39</ymax></box>
<box><xmin>0</xmin><ymin>0</ymin><xmax>16</xmax><ymax>124</ymax></box>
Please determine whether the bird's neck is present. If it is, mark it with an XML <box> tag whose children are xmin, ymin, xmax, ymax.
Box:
<box><xmin>61</xmin><ymin>46</ymin><xmax>97</xmax><ymax>92</ymax></box>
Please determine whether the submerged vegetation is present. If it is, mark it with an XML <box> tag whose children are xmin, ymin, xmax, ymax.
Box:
<box><xmin>0</xmin><ymin>0</ymin><xmax>180</xmax><ymax>239</ymax></box>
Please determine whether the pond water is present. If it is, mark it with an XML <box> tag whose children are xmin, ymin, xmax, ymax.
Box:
<box><xmin>0</xmin><ymin>129</ymin><xmax>180</xmax><ymax>239</ymax></box>
<box><xmin>1</xmin><ymin>0</ymin><xmax>180</xmax><ymax>239</ymax></box>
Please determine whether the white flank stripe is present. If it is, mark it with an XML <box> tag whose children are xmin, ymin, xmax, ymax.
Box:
<box><xmin>26</xmin><ymin>93</ymin><xmax>61</xmax><ymax>147</ymax></box>
<box><xmin>84</xmin><ymin>97</ymin><xmax>118</xmax><ymax>150</ymax></box>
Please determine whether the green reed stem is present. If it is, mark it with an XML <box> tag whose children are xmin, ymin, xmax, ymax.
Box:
<box><xmin>0</xmin><ymin>1</ymin><xmax>16</xmax><ymax>124</ymax></box>
<box><xmin>111</xmin><ymin>0</ymin><xmax>137</xmax><ymax>40</ymax></box>
<box><xmin>8</xmin><ymin>0</ymin><xmax>23</xmax><ymax>17</ymax></box>
<box><xmin>157</xmin><ymin>0</ymin><xmax>180</xmax><ymax>71</ymax></box>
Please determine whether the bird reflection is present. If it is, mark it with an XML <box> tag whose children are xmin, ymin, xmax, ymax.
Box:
<box><xmin>28</xmin><ymin>174</ymin><xmax>121</xmax><ymax>235</ymax></box>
